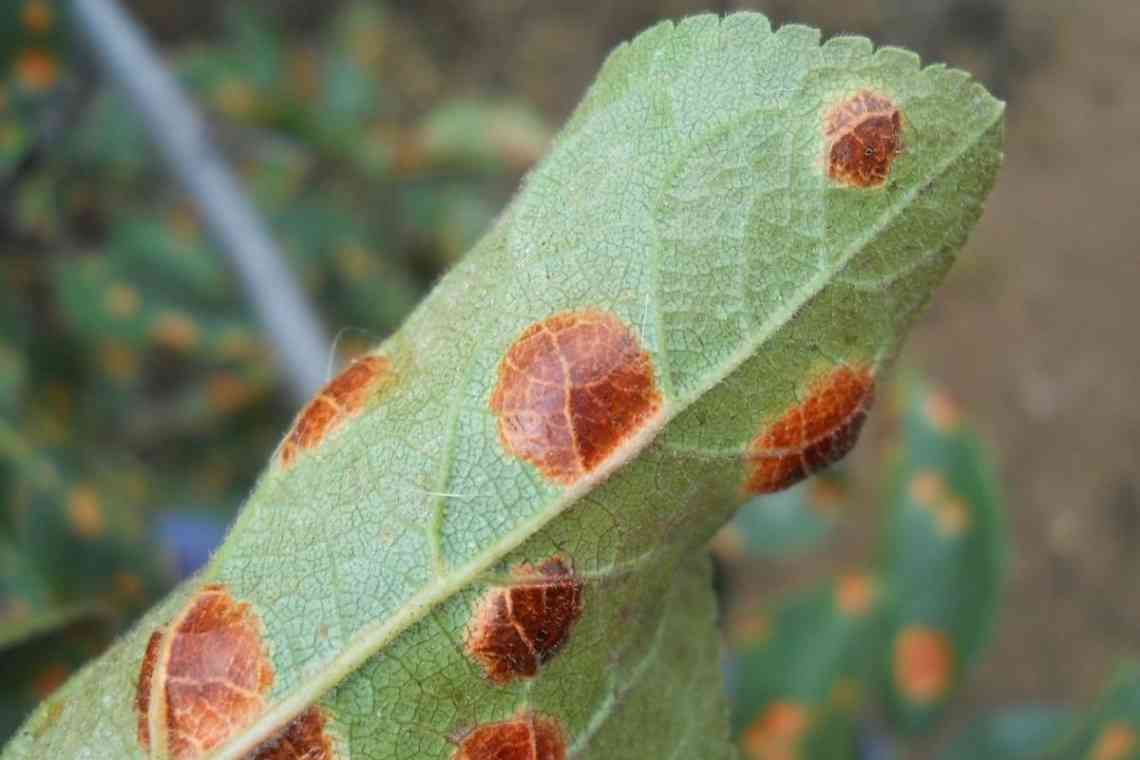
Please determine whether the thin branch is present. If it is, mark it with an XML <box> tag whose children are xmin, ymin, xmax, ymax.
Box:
<box><xmin>69</xmin><ymin>0</ymin><xmax>331</xmax><ymax>404</ymax></box>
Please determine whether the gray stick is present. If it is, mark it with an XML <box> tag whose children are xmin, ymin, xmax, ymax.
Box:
<box><xmin>70</xmin><ymin>0</ymin><xmax>330</xmax><ymax>403</ymax></box>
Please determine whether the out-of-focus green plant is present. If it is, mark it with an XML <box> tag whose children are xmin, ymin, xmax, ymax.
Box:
<box><xmin>719</xmin><ymin>377</ymin><xmax>1140</xmax><ymax>759</ymax></box>
<box><xmin>0</xmin><ymin>0</ymin><xmax>550</xmax><ymax>740</ymax></box>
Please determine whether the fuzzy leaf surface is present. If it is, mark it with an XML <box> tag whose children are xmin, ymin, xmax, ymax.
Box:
<box><xmin>3</xmin><ymin>13</ymin><xmax>1003</xmax><ymax>760</ymax></box>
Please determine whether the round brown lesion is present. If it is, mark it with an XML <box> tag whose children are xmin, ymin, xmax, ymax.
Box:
<box><xmin>490</xmin><ymin>310</ymin><xmax>661</xmax><ymax>485</ymax></box>
<box><xmin>743</xmin><ymin>365</ymin><xmax>875</xmax><ymax>495</ymax></box>
<box><xmin>465</xmin><ymin>558</ymin><xmax>584</xmax><ymax>684</ymax></box>
<box><xmin>454</xmin><ymin>713</ymin><xmax>566</xmax><ymax>760</ymax></box>
<box><xmin>825</xmin><ymin>90</ymin><xmax>904</xmax><ymax>188</ymax></box>
<box><xmin>134</xmin><ymin>585</ymin><xmax>275</xmax><ymax>759</ymax></box>
<box><xmin>250</xmin><ymin>707</ymin><xmax>335</xmax><ymax>760</ymax></box>
<box><xmin>279</xmin><ymin>355</ymin><xmax>392</xmax><ymax>469</ymax></box>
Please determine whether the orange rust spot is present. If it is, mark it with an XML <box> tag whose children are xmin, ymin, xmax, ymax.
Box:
<box><xmin>207</xmin><ymin>371</ymin><xmax>254</xmax><ymax>414</ymax></box>
<box><xmin>151</xmin><ymin>312</ymin><xmax>200</xmax><ymax>352</ymax></box>
<box><xmin>22</xmin><ymin>1</ymin><xmax>54</xmax><ymax>33</ymax></box>
<box><xmin>67</xmin><ymin>485</ymin><xmax>104</xmax><ymax>539</ymax></box>
<box><xmin>741</xmin><ymin>702</ymin><xmax>810</xmax><ymax>760</ymax></box>
<box><xmin>137</xmin><ymin>629</ymin><xmax>164</xmax><ymax>751</ymax></box>
<box><xmin>105</xmin><ymin>283</ymin><xmax>142</xmax><ymax>319</ymax></box>
<box><xmin>279</xmin><ymin>356</ymin><xmax>391</xmax><ymax>468</ymax></box>
<box><xmin>454</xmin><ymin>714</ymin><xmax>566</xmax><ymax>760</ymax></box>
<box><xmin>825</xmin><ymin>91</ymin><xmax>903</xmax><ymax>188</ymax></box>
<box><xmin>728</xmin><ymin>609</ymin><xmax>769</xmax><ymax>648</ymax></box>
<box><xmin>466</xmin><ymin>558</ymin><xmax>583</xmax><ymax>685</ymax></box>
<box><xmin>490</xmin><ymin>310</ymin><xmax>660</xmax><ymax>485</ymax></box>
<box><xmin>923</xmin><ymin>390</ymin><xmax>961</xmax><ymax>432</ymax></box>
<box><xmin>1090</xmin><ymin>722</ymin><xmax>1137</xmax><ymax>760</ymax></box>
<box><xmin>835</xmin><ymin>573</ymin><xmax>876</xmax><ymax>617</ymax></box>
<box><xmin>213</xmin><ymin>78</ymin><xmax>257</xmax><ymax>118</ymax></box>
<box><xmin>893</xmin><ymin>626</ymin><xmax>954</xmax><ymax>705</ymax></box>
<box><xmin>100</xmin><ymin>339</ymin><xmax>139</xmax><ymax>380</ymax></box>
<box><xmin>15</xmin><ymin>49</ymin><xmax>58</xmax><ymax>92</ymax></box>
<box><xmin>251</xmin><ymin>707</ymin><xmax>334</xmax><ymax>760</ymax></box>
<box><xmin>936</xmin><ymin>497</ymin><xmax>971</xmax><ymax>537</ymax></box>
<box><xmin>909</xmin><ymin>472</ymin><xmax>946</xmax><ymax>508</ymax></box>
<box><xmin>134</xmin><ymin>585</ymin><xmax>274</xmax><ymax>759</ymax></box>
<box><xmin>743</xmin><ymin>366</ymin><xmax>875</xmax><ymax>495</ymax></box>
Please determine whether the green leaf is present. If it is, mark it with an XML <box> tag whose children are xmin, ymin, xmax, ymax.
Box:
<box><xmin>877</xmin><ymin>377</ymin><xmax>1006</xmax><ymax>735</ymax></box>
<box><xmin>3</xmin><ymin>13</ymin><xmax>1003</xmax><ymax>759</ymax></box>
<box><xmin>728</xmin><ymin>574</ymin><xmax>883</xmax><ymax>759</ymax></box>
<box><xmin>939</xmin><ymin>707</ymin><xmax>1074</xmax><ymax>760</ymax></box>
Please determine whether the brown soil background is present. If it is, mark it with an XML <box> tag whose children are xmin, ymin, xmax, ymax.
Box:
<box><xmin>130</xmin><ymin>0</ymin><xmax>1140</xmax><ymax>750</ymax></box>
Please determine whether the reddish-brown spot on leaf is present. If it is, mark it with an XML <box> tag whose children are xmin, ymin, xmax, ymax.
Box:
<box><xmin>825</xmin><ymin>91</ymin><xmax>903</xmax><ymax>188</ymax></box>
<box><xmin>454</xmin><ymin>714</ymin><xmax>566</xmax><ymax>760</ymax></box>
<box><xmin>893</xmin><ymin>626</ymin><xmax>954</xmax><ymax>705</ymax></box>
<box><xmin>1090</xmin><ymin>722</ymin><xmax>1137</xmax><ymax>760</ymax></box>
<box><xmin>251</xmin><ymin>707</ymin><xmax>334</xmax><ymax>760</ymax></box>
<box><xmin>280</xmin><ymin>355</ymin><xmax>391</xmax><ymax>468</ymax></box>
<box><xmin>136</xmin><ymin>628</ymin><xmax>164</xmax><ymax>751</ymax></box>
<box><xmin>134</xmin><ymin>585</ymin><xmax>274</xmax><ymax>759</ymax></box>
<box><xmin>466</xmin><ymin>558</ymin><xmax>583</xmax><ymax>684</ymax></box>
<box><xmin>741</xmin><ymin>702</ymin><xmax>811</xmax><ymax>760</ymax></box>
<box><xmin>835</xmin><ymin>572</ymin><xmax>876</xmax><ymax>617</ymax></box>
<box><xmin>490</xmin><ymin>310</ymin><xmax>660</xmax><ymax>485</ymax></box>
<box><xmin>743</xmin><ymin>366</ymin><xmax>875</xmax><ymax>495</ymax></box>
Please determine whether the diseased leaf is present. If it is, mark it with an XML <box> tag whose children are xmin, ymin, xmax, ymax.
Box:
<box><xmin>877</xmin><ymin>378</ymin><xmax>1006</xmax><ymax>735</ymax></box>
<box><xmin>3</xmin><ymin>13</ymin><xmax>1004</xmax><ymax>760</ymax></box>
<box><xmin>729</xmin><ymin>574</ymin><xmax>883</xmax><ymax>759</ymax></box>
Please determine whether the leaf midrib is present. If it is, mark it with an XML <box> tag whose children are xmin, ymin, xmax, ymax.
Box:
<box><xmin>207</xmin><ymin>91</ymin><xmax>1002</xmax><ymax>760</ymax></box>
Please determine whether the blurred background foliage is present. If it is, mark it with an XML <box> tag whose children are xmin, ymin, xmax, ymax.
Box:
<box><xmin>2</xmin><ymin>0</ymin><xmax>1139</xmax><ymax>757</ymax></box>
<box><xmin>0</xmin><ymin>0</ymin><xmax>550</xmax><ymax>737</ymax></box>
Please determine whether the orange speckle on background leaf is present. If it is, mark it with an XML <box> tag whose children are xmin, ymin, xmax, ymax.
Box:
<box><xmin>893</xmin><ymin>626</ymin><xmax>954</xmax><ymax>705</ymax></box>
<box><xmin>936</xmin><ymin>497</ymin><xmax>971</xmax><ymax>536</ymax></box>
<box><xmin>835</xmin><ymin>572</ymin><xmax>876</xmax><ymax>617</ymax></box>
<box><xmin>743</xmin><ymin>366</ymin><xmax>874</xmax><ymax>495</ymax></box>
<box><xmin>825</xmin><ymin>90</ymin><xmax>903</xmax><ymax>188</ymax></box>
<box><xmin>279</xmin><ymin>355</ymin><xmax>391</xmax><ymax>468</ymax></box>
<box><xmin>454</xmin><ymin>714</ymin><xmax>566</xmax><ymax>760</ymax></box>
<box><xmin>466</xmin><ymin>558</ymin><xmax>583</xmax><ymax>684</ymax></box>
<box><xmin>1090</xmin><ymin>722</ymin><xmax>1137</xmax><ymax>760</ymax></box>
<box><xmin>22</xmin><ymin>1</ymin><xmax>54</xmax><ymax>33</ymax></box>
<box><xmin>490</xmin><ymin>310</ymin><xmax>660</xmax><ymax>485</ymax></box>
<box><xmin>105</xmin><ymin>283</ymin><xmax>142</xmax><ymax>319</ymax></box>
<box><xmin>741</xmin><ymin>702</ymin><xmax>810</xmax><ymax>760</ymax></box>
<box><xmin>16</xmin><ymin>49</ymin><xmax>58</xmax><ymax>92</ymax></box>
<box><xmin>151</xmin><ymin>312</ymin><xmax>199</xmax><ymax>352</ymax></box>
<box><xmin>134</xmin><ymin>585</ymin><xmax>274</xmax><ymax>759</ymax></box>
<box><xmin>923</xmin><ymin>390</ymin><xmax>962</xmax><ymax>432</ymax></box>
<box><xmin>67</xmin><ymin>485</ymin><xmax>104</xmax><ymax>539</ymax></box>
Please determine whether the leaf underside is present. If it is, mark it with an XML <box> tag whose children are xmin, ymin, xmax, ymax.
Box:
<box><xmin>3</xmin><ymin>12</ymin><xmax>1003</xmax><ymax>760</ymax></box>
